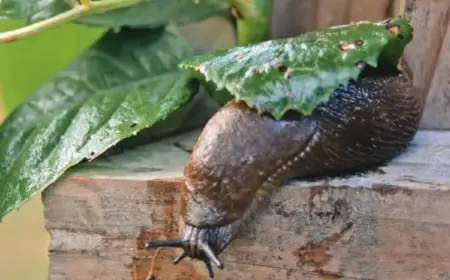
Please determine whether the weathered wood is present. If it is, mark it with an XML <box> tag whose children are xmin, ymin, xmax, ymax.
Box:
<box><xmin>270</xmin><ymin>0</ymin><xmax>317</xmax><ymax>39</ymax></box>
<box><xmin>270</xmin><ymin>0</ymin><xmax>393</xmax><ymax>38</ymax></box>
<box><xmin>270</xmin><ymin>0</ymin><xmax>450</xmax><ymax>129</ymax></box>
<box><xmin>403</xmin><ymin>0</ymin><xmax>450</xmax><ymax>91</ymax></box>
<box><xmin>315</xmin><ymin>0</ymin><xmax>349</xmax><ymax>31</ymax></box>
<box><xmin>43</xmin><ymin>129</ymin><xmax>450</xmax><ymax>280</ymax></box>
<box><xmin>403</xmin><ymin>0</ymin><xmax>450</xmax><ymax>129</ymax></box>
<box><xmin>419</xmin><ymin>19</ymin><xmax>450</xmax><ymax>129</ymax></box>
<box><xmin>346</xmin><ymin>0</ymin><xmax>392</xmax><ymax>22</ymax></box>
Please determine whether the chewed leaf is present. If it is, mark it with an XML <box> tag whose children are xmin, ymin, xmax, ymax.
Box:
<box><xmin>180</xmin><ymin>15</ymin><xmax>413</xmax><ymax>119</ymax></box>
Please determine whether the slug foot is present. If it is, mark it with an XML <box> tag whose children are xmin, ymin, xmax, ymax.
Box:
<box><xmin>145</xmin><ymin>224</ymin><xmax>233</xmax><ymax>278</ymax></box>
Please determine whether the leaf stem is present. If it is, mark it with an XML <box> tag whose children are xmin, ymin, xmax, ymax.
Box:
<box><xmin>0</xmin><ymin>0</ymin><xmax>144</xmax><ymax>43</ymax></box>
<box><xmin>0</xmin><ymin>7</ymin><xmax>84</xmax><ymax>43</ymax></box>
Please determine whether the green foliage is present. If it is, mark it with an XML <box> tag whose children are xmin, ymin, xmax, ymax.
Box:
<box><xmin>76</xmin><ymin>0</ymin><xmax>229</xmax><ymax>28</ymax></box>
<box><xmin>0</xmin><ymin>0</ymin><xmax>228</xmax><ymax>28</ymax></box>
<box><xmin>180</xmin><ymin>15</ymin><xmax>413</xmax><ymax>119</ymax></box>
<box><xmin>0</xmin><ymin>25</ymin><xmax>196</xmax><ymax>218</ymax></box>
<box><xmin>0</xmin><ymin>0</ymin><xmax>54</xmax><ymax>20</ymax></box>
<box><xmin>0</xmin><ymin>0</ymin><xmax>412</xmax><ymax>220</ymax></box>
<box><xmin>379</xmin><ymin>16</ymin><xmax>414</xmax><ymax>66</ymax></box>
<box><xmin>0</xmin><ymin>20</ymin><xmax>106</xmax><ymax>111</ymax></box>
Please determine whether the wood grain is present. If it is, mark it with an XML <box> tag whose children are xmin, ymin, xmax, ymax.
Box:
<box><xmin>43</xmin><ymin>129</ymin><xmax>450</xmax><ymax>280</ymax></box>
<box><xmin>270</xmin><ymin>0</ymin><xmax>317</xmax><ymax>39</ymax></box>
<box><xmin>346</xmin><ymin>0</ymin><xmax>392</xmax><ymax>22</ymax></box>
<box><xmin>270</xmin><ymin>0</ymin><xmax>450</xmax><ymax>129</ymax></box>
<box><xmin>271</xmin><ymin>0</ymin><xmax>393</xmax><ymax>38</ymax></box>
<box><xmin>419</xmin><ymin>18</ymin><xmax>450</xmax><ymax>129</ymax></box>
<box><xmin>315</xmin><ymin>0</ymin><xmax>350</xmax><ymax>31</ymax></box>
<box><xmin>403</xmin><ymin>0</ymin><xmax>450</xmax><ymax>92</ymax></box>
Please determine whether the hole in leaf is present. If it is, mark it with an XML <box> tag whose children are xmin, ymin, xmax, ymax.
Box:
<box><xmin>398</xmin><ymin>34</ymin><xmax>404</xmax><ymax>40</ymax></box>
<box><xmin>90</xmin><ymin>151</ymin><xmax>95</xmax><ymax>156</ymax></box>
<box><xmin>355</xmin><ymin>61</ymin><xmax>366</xmax><ymax>69</ymax></box>
<box><xmin>277</xmin><ymin>64</ymin><xmax>288</xmax><ymax>72</ymax></box>
<box><xmin>355</xmin><ymin>40</ymin><xmax>364</xmax><ymax>46</ymax></box>
<box><xmin>130</xmin><ymin>123</ymin><xmax>138</xmax><ymax>128</ymax></box>
<box><xmin>387</xmin><ymin>24</ymin><xmax>400</xmax><ymax>37</ymax></box>
<box><xmin>235</xmin><ymin>55</ymin><xmax>243</xmax><ymax>61</ymax></box>
<box><xmin>339</xmin><ymin>43</ymin><xmax>355</xmax><ymax>53</ymax></box>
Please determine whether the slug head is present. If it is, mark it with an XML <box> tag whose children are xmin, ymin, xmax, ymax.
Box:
<box><xmin>145</xmin><ymin>100</ymin><xmax>317</xmax><ymax>278</ymax></box>
<box><xmin>144</xmin><ymin>221</ymin><xmax>233</xmax><ymax>278</ymax></box>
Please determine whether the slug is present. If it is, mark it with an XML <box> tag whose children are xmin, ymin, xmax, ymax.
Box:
<box><xmin>145</xmin><ymin>61</ymin><xmax>425</xmax><ymax>278</ymax></box>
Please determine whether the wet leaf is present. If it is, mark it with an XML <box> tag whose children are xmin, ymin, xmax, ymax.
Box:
<box><xmin>180</xmin><ymin>15</ymin><xmax>413</xmax><ymax>119</ymax></box>
<box><xmin>0</xmin><ymin>0</ymin><xmax>56</xmax><ymax>20</ymax></box>
<box><xmin>0</xmin><ymin>19</ymin><xmax>106</xmax><ymax>111</ymax></box>
<box><xmin>0</xmin><ymin>25</ymin><xmax>195</xmax><ymax>219</ymax></box>
<box><xmin>2</xmin><ymin>0</ymin><xmax>229</xmax><ymax>29</ymax></box>
<box><xmin>76</xmin><ymin>0</ymin><xmax>229</xmax><ymax>28</ymax></box>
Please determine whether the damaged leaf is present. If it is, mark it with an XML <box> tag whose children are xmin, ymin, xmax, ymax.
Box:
<box><xmin>180</xmin><ymin>15</ymin><xmax>413</xmax><ymax>119</ymax></box>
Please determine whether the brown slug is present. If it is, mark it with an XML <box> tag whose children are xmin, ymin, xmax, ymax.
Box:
<box><xmin>145</xmin><ymin>62</ymin><xmax>425</xmax><ymax>278</ymax></box>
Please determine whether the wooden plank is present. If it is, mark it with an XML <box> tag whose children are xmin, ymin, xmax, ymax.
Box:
<box><xmin>271</xmin><ymin>0</ymin><xmax>450</xmax><ymax>129</ymax></box>
<box><xmin>315</xmin><ymin>0</ymin><xmax>350</xmax><ymax>31</ymax></box>
<box><xmin>270</xmin><ymin>0</ymin><xmax>392</xmax><ymax>38</ymax></box>
<box><xmin>43</xmin><ymin>129</ymin><xmax>450</xmax><ymax>280</ymax></box>
<box><xmin>391</xmin><ymin>0</ymin><xmax>406</xmax><ymax>16</ymax></box>
<box><xmin>419</xmin><ymin>20</ymin><xmax>450</xmax><ymax>129</ymax></box>
<box><xmin>403</xmin><ymin>0</ymin><xmax>450</xmax><ymax>92</ymax></box>
<box><xmin>346</xmin><ymin>0</ymin><xmax>392</xmax><ymax>22</ymax></box>
<box><xmin>270</xmin><ymin>0</ymin><xmax>317</xmax><ymax>39</ymax></box>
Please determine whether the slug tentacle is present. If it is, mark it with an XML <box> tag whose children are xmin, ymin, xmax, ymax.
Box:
<box><xmin>145</xmin><ymin>223</ymin><xmax>232</xmax><ymax>277</ymax></box>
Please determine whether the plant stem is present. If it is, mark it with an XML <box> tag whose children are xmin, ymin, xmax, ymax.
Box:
<box><xmin>0</xmin><ymin>7</ymin><xmax>84</xmax><ymax>43</ymax></box>
<box><xmin>0</xmin><ymin>0</ymin><xmax>144</xmax><ymax>43</ymax></box>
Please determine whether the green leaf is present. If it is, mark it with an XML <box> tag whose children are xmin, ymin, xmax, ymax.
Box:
<box><xmin>1</xmin><ymin>0</ymin><xmax>228</xmax><ymax>28</ymax></box>
<box><xmin>10</xmin><ymin>0</ymin><xmax>229</xmax><ymax>28</ymax></box>
<box><xmin>0</xmin><ymin>0</ymin><xmax>54</xmax><ymax>20</ymax></box>
<box><xmin>76</xmin><ymin>0</ymin><xmax>229</xmax><ymax>28</ymax></box>
<box><xmin>0</xmin><ymin>20</ymin><xmax>106</xmax><ymax>112</ymax></box>
<box><xmin>0</xmin><ymin>25</ymin><xmax>195</xmax><ymax>219</ymax></box>
<box><xmin>379</xmin><ymin>15</ymin><xmax>414</xmax><ymax>66</ymax></box>
<box><xmin>180</xmin><ymin>15</ymin><xmax>413</xmax><ymax>119</ymax></box>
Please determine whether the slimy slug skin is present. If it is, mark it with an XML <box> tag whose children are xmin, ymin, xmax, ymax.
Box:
<box><xmin>145</xmin><ymin>63</ymin><xmax>424</xmax><ymax>278</ymax></box>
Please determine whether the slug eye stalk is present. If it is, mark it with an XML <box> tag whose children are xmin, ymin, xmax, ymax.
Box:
<box><xmin>145</xmin><ymin>239</ymin><xmax>224</xmax><ymax>278</ymax></box>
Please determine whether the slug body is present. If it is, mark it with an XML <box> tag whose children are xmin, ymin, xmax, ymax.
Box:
<box><xmin>145</xmin><ymin>64</ymin><xmax>424</xmax><ymax>277</ymax></box>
